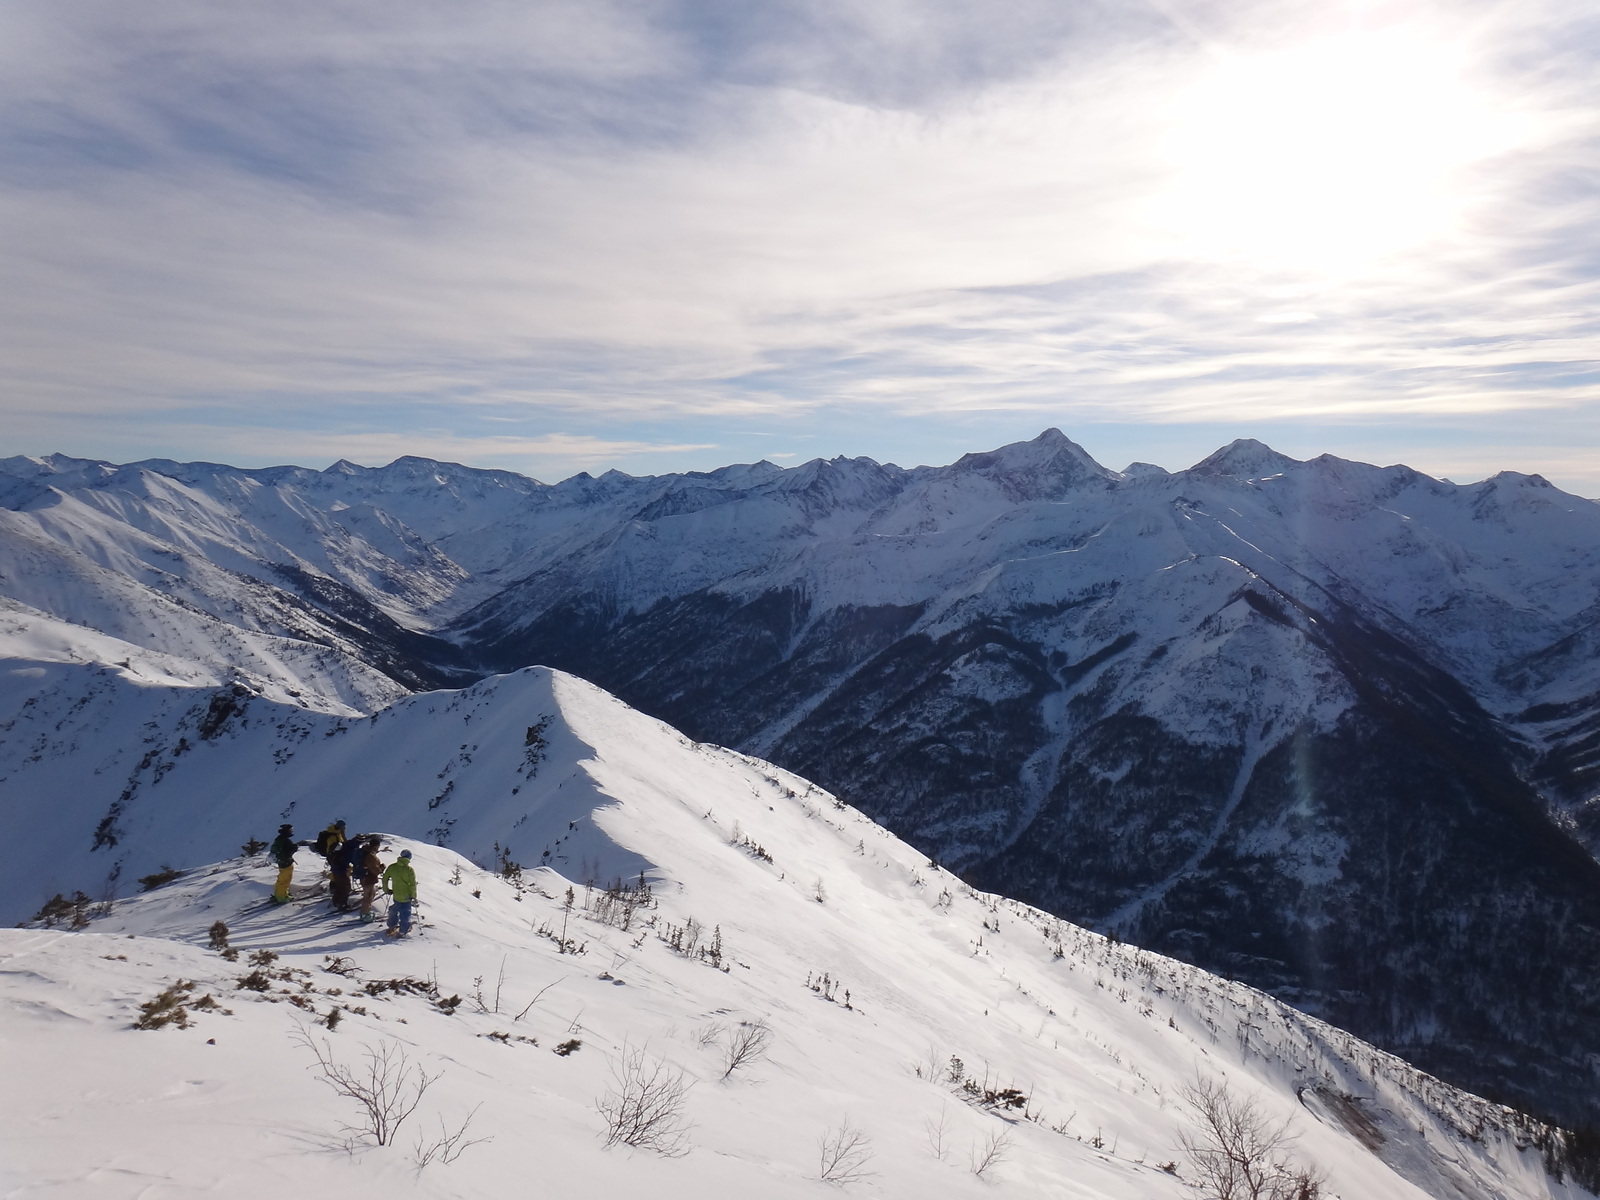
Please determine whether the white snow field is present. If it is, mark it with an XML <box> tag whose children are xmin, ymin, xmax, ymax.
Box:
<box><xmin>1</xmin><ymin>669</ymin><xmax>1583</xmax><ymax>1199</ymax></box>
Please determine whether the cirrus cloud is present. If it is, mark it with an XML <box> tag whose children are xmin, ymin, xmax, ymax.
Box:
<box><xmin>1</xmin><ymin>0</ymin><xmax>1597</xmax><ymax>488</ymax></box>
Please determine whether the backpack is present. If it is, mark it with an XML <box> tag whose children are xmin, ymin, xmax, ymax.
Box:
<box><xmin>313</xmin><ymin>828</ymin><xmax>332</xmax><ymax>855</ymax></box>
<box><xmin>335</xmin><ymin>838</ymin><xmax>364</xmax><ymax>874</ymax></box>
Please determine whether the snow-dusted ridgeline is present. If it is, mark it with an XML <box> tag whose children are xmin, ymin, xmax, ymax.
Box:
<box><xmin>6</xmin><ymin>435</ymin><xmax>1600</xmax><ymax>1126</ymax></box>
<box><xmin>1</xmin><ymin>668</ymin><xmax>1587</xmax><ymax>1199</ymax></box>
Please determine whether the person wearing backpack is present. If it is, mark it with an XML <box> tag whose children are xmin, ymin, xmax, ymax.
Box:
<box><xmin>327</xmin><ymin>823</ymin><xmax>357</xmax><ymax>911</ymax></box>
<box><xmin>357</xmin><ymin>837</ymin><xmax>384</xmax><ymax>922</ymax></box>
<box><xmin>382</xmin><ymin>850</ymin><xmax>417</xmax><ymax>938</ymax></box>
<box><xmin>314</xmin><ymin>820</ymin><xmax>346</xmax><ymax>858</ymax></box>
<box><xmin>269</xmin><ymin>824</ymin><xmax>301</xmax><ymax>904</ymax></box>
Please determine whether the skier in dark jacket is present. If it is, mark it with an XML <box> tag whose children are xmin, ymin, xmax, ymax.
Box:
<box><xmin>331</xmin><ymin>833</ymin><xmax>365</xmax><ymax>912</ymax></box>
<box><xmin>323</xmin><ymin>820</ymin><xmax>352</xmax><ymax>910</ymax></box>
<box><xmin>269</xmin><ymin>824</ymin><xmax>301</xmax><ymax>904</ymax></box>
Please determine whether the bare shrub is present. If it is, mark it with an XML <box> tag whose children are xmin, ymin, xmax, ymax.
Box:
<box><xmin>1178</xmin><ymin>1076</ymin><xmax>1324</xmax><ymax>1200</ymax></box>
<box><xmin>970</xmin><ymin>1127</ymin><xmax>1013</xmax><ymax>1178</ymax></box>
<box><xmin>413</xmin><ymin>1105</ymin><xmax>490</xmax><ymax>1170</ymax></box>
<box><xmin>294</xmin><ymin>1027</ymin><xmax>437</xmax><ymax>1147</ymax></box>
<box><xmin>591</xmin><ymin>872</ymin><xmax>654</xmax><ymax>931</ymax></box>
<box><xmin>596</xmin><ymin>1042</ymin><xmax>692</xmax><ymax>1155</ymax></box>
<box><xmin>924</xmin><ymin>1105</ymin><xmax>951</xmax><ymax>1160</ymax></box>
<box><xmin>818</xmin><ymin>1118</ymin><xmax>874</xmax><ymax>1184</ymax></box>
<box><xmin>721</xmin><ymin>1019</ymin><xmax>773</xmax><ymax>1080</ymax></box>
<box><xmin>470</xmin><ymin>958</ymin><xmax>508</xmax><ymax>1015</ymax></box>
<box><xmin>512</xmin><ymin>977</ymin><xmax>561</xmax><ymax>1021</ymax></box>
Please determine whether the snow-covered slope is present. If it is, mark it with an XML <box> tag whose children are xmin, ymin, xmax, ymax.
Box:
<box><xmin>7</xmin><ymin>435</ymin><xmax>1600</xmax><ymax>1127</ymax></box>
<box><xmin>1</xmin><ymin>667</ymin><xmax>1588</xmax><ymax>1200</ymax></box>
<box><xmin>437</xmin><ymin>435</ymin><xmax>1600</xmax><ymax>1128</ymax></box>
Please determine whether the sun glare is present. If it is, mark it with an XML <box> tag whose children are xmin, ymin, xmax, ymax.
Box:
<box><xmin>1151</xmin><ymin>31</ymin><xmax>1519</xmax><ymax>272</ymax></box>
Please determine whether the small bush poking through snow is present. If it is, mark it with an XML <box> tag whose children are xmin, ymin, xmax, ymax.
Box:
<box><xmin>1179</xmin><ymin>1075</ymin><xmax>1323</xmax><ymax>1200</ymax></box>
<box><xmin>596</xmin><ymin>1042</ymin><xmax>691</xmax><ymax>1155</ymax></box>
<box><xmin>135</xmin><ymin>980</ymin><xmax>195</xmax><ymax>1029</ymax></box>
<box><xmin>31</xmin><ymin>891</ymin><xmax>92</xmax><ymax>929</ymax></box>
<box><xmin>135</xmin><ymin>980</ymin><xmax>220</xmax><ymax>1029</ymax></box>
<box><xmin>818</xmin><ymin>1117</ymin><xmax>874</xmax><ymax>1184</ymax></box>
<box><xmin>721</xmin><ymin>1019</ymin><xmax>773</xmax><ymax>1080</ymax></box>
<box><xmin>294</xmin><ymin>1028</ymin><xmax>438</xmax><ymax>1148</ymax></box>
<box><xmin>590</xmin><ymin>873</ymin><xmax>653</xmax><ymax>930</ymax></box>
<box><xmin>138</xmin><ymin>866</ymin><xmax>182</xmax><ymax>891</ymax></box>
<box><xmin>924</xmin><ymin>1106</ymin><xmax>951</xmax><ymax>1161</ymax></box>
<box><xmin>412</xmin><ymin>1106</ymin><xmax>490</xmax><ymax>1171</ymax></box>
<box><xmin>970</xmin><ymin>1128</ymin><xmax>1013</xmax><ymax>1178</ymax></box>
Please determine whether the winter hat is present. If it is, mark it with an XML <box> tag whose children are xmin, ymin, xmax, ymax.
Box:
<box><xmin>399</xmin><ymin>850</ymin><xmax>412</xmax><ymax>859</ymax></box>
<box><xmin>279</xmin><ymin>824</ymin><xmax>293</xmax><ymax>833</ymax></box>
<box><xmin>335</xmin><ymin>819</ymin><xmax>346</xmax><ymax>830</ymax></box>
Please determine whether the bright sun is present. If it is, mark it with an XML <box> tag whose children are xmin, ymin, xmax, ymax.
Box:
<box><xmin>1151</xmin><ymin>30</ymin><xmax>1519</xmax><ymax>271</ymax></box>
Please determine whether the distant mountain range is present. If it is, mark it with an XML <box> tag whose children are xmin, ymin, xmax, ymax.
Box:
<box><xmin>4</xmin><ymin>431</ymin><xmax>1599</xmax><ymax>1127</ymax></box>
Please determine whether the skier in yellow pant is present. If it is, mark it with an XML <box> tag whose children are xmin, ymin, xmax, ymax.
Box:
<box><xmin>269</xmin><ymin>824</ymin><xmax>300</xmax><ymax>904</ymax></box>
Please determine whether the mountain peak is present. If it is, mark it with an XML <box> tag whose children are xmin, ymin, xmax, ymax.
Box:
<box><xmin>944</xmin><ymin>429</ymin><xmax>1114</xmax><ymax>499</ymax></box>
<box><xmin>1120</xmin><ymin>461</ymin><xmax>1170</xmax><ymax>480</ymax></box>
<box><xmin>1190</xmin><ymin>438</ymin><xmax>1300</xmax><ymax>480</ymax></box>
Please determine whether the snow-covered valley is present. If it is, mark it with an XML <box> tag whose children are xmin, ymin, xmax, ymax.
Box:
<box><xmin>2</xmin><ymin>668</ymin><xmax>1589</xmax><ymax>1200</ymax></box>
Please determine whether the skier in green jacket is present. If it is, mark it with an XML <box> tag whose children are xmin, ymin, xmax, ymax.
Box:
<box><xmin>382</xmin><ymin>850</ymin><xmax>417</xmax><ymax>937</ymax></box>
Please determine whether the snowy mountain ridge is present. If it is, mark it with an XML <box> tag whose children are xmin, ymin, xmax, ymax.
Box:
<box><xmin>5</xmin><ymin>433</ymin><xmax>1600</xmax><ymax>1127</ymax></box>
<box><xmin>1</xmin><ymin>666</ymin><xmax>1590</xmax><ymax>1199</ymax></box>
<box><xmin>7</xmin><ymin>432</ymin><xmax>1598</xmax><ymax>715</ymax></box>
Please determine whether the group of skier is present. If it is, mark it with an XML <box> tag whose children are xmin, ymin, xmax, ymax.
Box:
<box><xmin>267</xmin><ymin>821</ymin><xmax>418</xmax><ymax>937</ymax></box>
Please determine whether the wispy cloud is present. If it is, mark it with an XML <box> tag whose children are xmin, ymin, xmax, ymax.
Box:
<box><xmin>1</xmin><ymin>0</ymin><xmax>1597</xmax><ymax>483</ymax></box>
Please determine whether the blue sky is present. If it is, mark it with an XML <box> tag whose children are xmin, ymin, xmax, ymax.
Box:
<box><xmin>3</xmin><ymin>0</ymin><xmax>1599</xmax><ymax>490</ymax></box>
